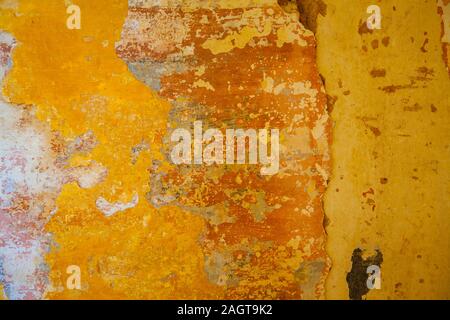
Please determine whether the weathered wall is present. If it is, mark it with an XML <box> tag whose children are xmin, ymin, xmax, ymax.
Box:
<box><xmin>0</xmin><ymin>0</ymin><xmax>449</xmax><ymax>300</ymax></box>
<box><xmin>0</xmin><ymin>0</ymin><xmax>331</xmax><ymax>300</ymax></box>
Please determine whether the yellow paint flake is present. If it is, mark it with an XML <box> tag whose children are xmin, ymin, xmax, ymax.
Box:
<box><xmin>201</xmin><ymin>22</ymin><xmax>272</xmax><ymax>55</ymax></box>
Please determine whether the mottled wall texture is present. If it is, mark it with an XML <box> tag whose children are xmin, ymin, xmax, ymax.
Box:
<box><xmin>0</xmin><ymin>0</ymin><xmax>448</xmax><ymax>300</ymax></box>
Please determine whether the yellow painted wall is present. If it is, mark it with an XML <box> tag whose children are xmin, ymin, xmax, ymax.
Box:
<box><xmin>318</xmin><ymin>0</ymin><xmax>450</xmax><ymax>299</ymax></box>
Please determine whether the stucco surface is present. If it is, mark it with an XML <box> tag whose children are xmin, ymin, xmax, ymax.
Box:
<box><xmin>0</xmin><ymin>0</ymin><xmax>448</xmax><ymax>300</ymax></box>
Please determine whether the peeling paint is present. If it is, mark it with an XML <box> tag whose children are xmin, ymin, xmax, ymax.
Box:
<box><xmin>117</xmin><ymin>0</ymin><xmax>331</xmax><ymax>299</ymax></box>
<box><xmin>346</xmin><ymin>248</ymin><xmax>383</xmax><ymax>300</ymax></box>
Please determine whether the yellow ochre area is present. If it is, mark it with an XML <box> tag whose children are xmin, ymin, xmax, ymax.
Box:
<box><xmin>0</xmin><ymin>0</ymin><xmax>221</xmax><ymax>299</ymax></box>
<box><xmin>318</xmin><ymin>0</ymin><xmax>450</xmax><ymax>299</ymax></box>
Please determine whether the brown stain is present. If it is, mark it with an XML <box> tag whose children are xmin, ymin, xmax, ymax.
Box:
<box><xmin>379</xmin><ymin>82</ymin><xmax>418</xmax><ymax>93</ymax></box>
<box><xmin>360</xmin><ymin>117</ymin><xmax>381</xmax><ymax>137</ymax></box>
<box><xmin>370</xmin><ymin>68</ymin><xmax>386</xmax><ymax>78</ymax></box>
<box><xmin>437</xmin><ymin>1</ymin><xmax>450</xmax><ymax>75</ymax></box>
<box><xmin>416</xmin><ymin>66</ymin><xmax>435</xmax><ymax>80</ymax></box>
<box><xmin>362</xmin><ymin>188</ymin><xmax>374</xmax><ymax>198</ymax></box>
<box><xmin>379</xmin><ymin>67</ymin><xmax>434</xmax><ymax>93</ymax></box>
<box><xmin>368</xmin><ymin>126</ymin><xmax>381</xmax><ymax>137</ymax></box>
